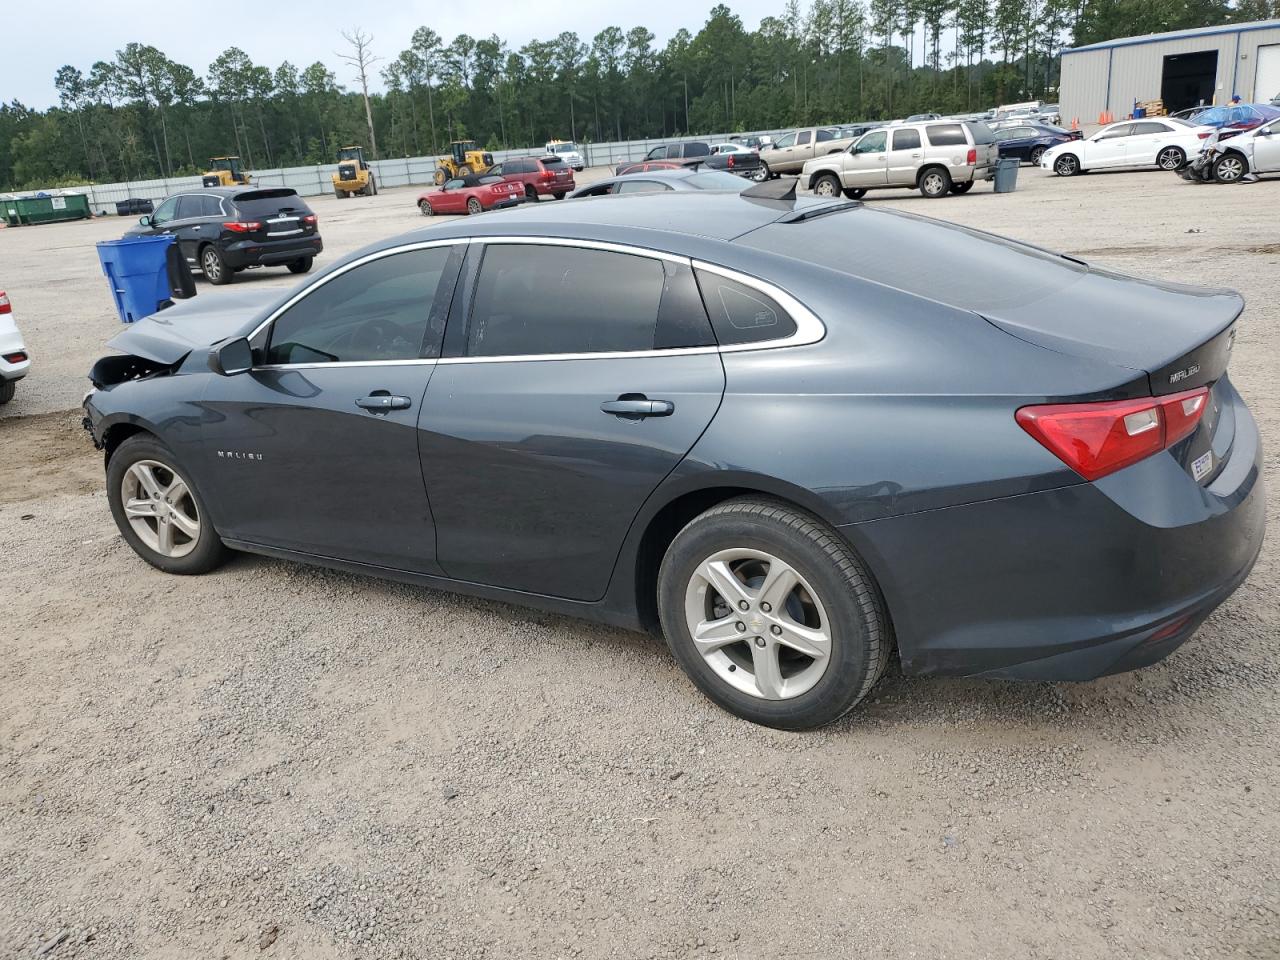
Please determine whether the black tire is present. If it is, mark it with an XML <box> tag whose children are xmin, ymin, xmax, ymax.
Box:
<box><xmin>106</xmin><ymin>434</ymin><xmax>230</xmax><ymax>576</ymax></box>
<box><xmin>287</xmin><ymin>257</ymin><xmax>313</xmax><ymax>274</ymax></box>
<box><xmin>200</xmin><ymin>245</ymin><xmax>233</xmax><ymax>285</ymax></box>
<box><xmin>419</xmin><ymin>199</ymin><xmax>435</xmax><ymax>217</ymax></box>
<box><xmin>1157</xmin><ymin>146</ymin><xmax>1185</xmax><ymax>171</ymax></box>
<box><xmin>842</xmin><ymin>187</ymin><xmax>867</xmax><ymax>199</ymax></box>
<box><xmin>918</xmin><ymin>166</ymin><xmax>951</xmax><ymax>198</ymax></box>
<box><xmin>553</xmin><ymin>192</ymin><xmax>566</xmax><ymax>200</ymax></box>
<box><xmin>751</xmin><ymin>162</ymin><xmax>771</xmax><ymax>182</ymax></box>
<box><xmin>466</xmin><ymin>197</ymin><xmax>483</xmax><ymax>215</ymax></box>
<box><xmin>369</xmin><ymin>176</ymin><xmax>377</xmax><ymax>196</ymax></box>
<box><xmin>1213</xmin><ymin>152</ymin><xmax>1248</xmax><ymax>183</ymax></box>
<box><xmin>1054</xmin><ymin>153</ymin><xmax>1080</xmax><ymax>177</ymax></box>
<box><xmin>456</xmin><ymin>164</ymin><xmax>473</xmax><ymax>178</ymax></box>
<box><xmin>433</xmin><ymin>168</ymin><xmax>447</xmax><ymax>186</ymax></box>
<box><xmin>525</xmin><ymin>184</ymin><xmax>538</xmax><ymax>201</ymax></box>
<box><xmin>949</xmin><ymin>180</ymin><xmax>974</xmax><ymax>194</ymax></box>
<box><xmin>812</xmin><ymin>173</ymin><xmax>842</xmax><ymax>198</ymax></box>
<box><xmin>334</xmin><ymin>185</ymin><xmax>344</xmax><ymax>199</ymax></box>
<box><xmin>0</xmin><ymin>379</ymin><xmax>15</xmax><ymax>404</ymax></box>
<box><xmin>658</xmin><ymin>497</ymin><xmax>891</xmax><ymax>730</ymax></box>
<box><xmin>1029</xmin><ymin>146</ymin><xmax>1046</xmax><ymax>166</ymax></box>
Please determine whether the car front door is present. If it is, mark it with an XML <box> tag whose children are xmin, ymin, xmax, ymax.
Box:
<box><xmin>171</xmin><ymin>195</ymin><xmax>210</xmax><ymax>265</ymax></box>
<box><xmin>843</xmin><ymin>130</ymin><xmax>889</xmax><ymax>187</ymax></box>
<box><xmin>1253</xmin><ymin>119</ymin><xmax>1280</xmax><ymax>172</ymax></box>
<box><xmin>200</xmin><ymin>242</ymin><xmax>465</xmax><ymax>572</ymax></box>
<box><xmin>418</xmin><ymin>241</ymin><xmax>726</xmax><ymax>601</ymax></box>
<box><xmin>142</xmin><ymin>196</ymin><xmax>179</xmax><ymax>236</ymax></box>
<box><xmin>1086</xmin><ymin>123</ymin><xmax>1133</xmax><ymax>168</ymax></box>
<box><xmin>435</xmin><ymin>180</ymin><xmax>467</xmax><ymax>213</ymax></box>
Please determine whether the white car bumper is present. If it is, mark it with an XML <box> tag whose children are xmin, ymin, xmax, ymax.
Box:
<box><xmin>0</xmin><ymin>318</ymin><xmax>29</xmax><ymax>382</ymax></box>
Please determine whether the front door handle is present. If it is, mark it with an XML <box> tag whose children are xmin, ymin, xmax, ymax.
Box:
<box><xmin>356</xmin><ymin>394</ymin><xmax>411</xmax><ymax>412</ymax></box>
<box><xmin>601</xmin><ymin>396</ymin><xmax>675</xmax><ymax>419</ymax></box>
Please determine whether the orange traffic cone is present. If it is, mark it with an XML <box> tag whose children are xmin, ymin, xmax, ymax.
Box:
<box><xmin>1071</xmin><ymin>117</ymin><xmax>1079</xmax><ymax>130</ymax></box>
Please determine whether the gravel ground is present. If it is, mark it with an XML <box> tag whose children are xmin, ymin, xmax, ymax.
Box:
<box><xmin>1</xmin><ymin>166</ymin><xmax>1278</xmax><ymax>959</ymax></box>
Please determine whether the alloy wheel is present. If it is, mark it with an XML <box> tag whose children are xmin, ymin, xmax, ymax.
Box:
<box><xmin>922</xmin><ymin>171</ymin><xmax>946</xmax><ymax>196</ymax></box>
<box><xmin>750</xmin><ymin>164</ymin><xmax>770</xmax><ymax>183</ymax></box>
<box><xmin>120</xmin><ymin>459</ymin><xmax>201</xmax><ymax>559</ymax></box>
<box><xmin>1158</xmin><ymin>148</ymin><xmax>1184</xmax><ymax>170</ymax></box>
<box><xmin>201</xmin><ymin>248</ymin><xmax>222</xmax><ymax>282</ymax></box>
<box><xmin>1055</xmin><ymin>155</ymin><xmax>1078</xmax><ymax>176</ymax></box>
<box><xmin>683</xmin><ymin>548</ymin><xmax>832</xmax><ymax>701</ymax></box>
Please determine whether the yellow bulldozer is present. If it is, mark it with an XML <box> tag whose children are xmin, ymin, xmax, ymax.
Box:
<box><xmin>332</xmin><ymin>146</ymin><xmax>377</xmax><ymax>198</ymax></box>
<box><xmin>202</xmin><ymin>156</ymin><xmax>252</xmax><ymax>188</ymax></box>
<box><xmin>433</xmin><ymin>140</ymin><xmax>494</xmax><ymax>185</ymax></box>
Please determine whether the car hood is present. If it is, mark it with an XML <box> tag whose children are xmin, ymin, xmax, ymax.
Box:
<box><xmin>105</xmin><ymin>290</ymin><xmax>275</xmax><ymax>364</ymax></box>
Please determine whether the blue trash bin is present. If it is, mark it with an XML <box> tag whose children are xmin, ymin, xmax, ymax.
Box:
<box><xmin>96</xmin><ymin>234</ymin><xmax>175</xmax><ymax>323</ymax></box>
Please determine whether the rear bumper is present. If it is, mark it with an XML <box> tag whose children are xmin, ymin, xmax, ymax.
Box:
<box><xmin>222</xmin><ymin>235</ymin><xmax>323</xmax><ymax>268</ymax></box>
<box><xmin>534</xmin><ymin>180</ymin><xmax>575</xmax><ymax>195</ymax></box>
<box><xmin>0</xmin><ymin>327</ymin><xmax>28</xmax><ymax>382</ymax></box>
<box><xmin>844</xmin><ymin>383</ymin><xmax>1266</xmax><ymax>681</ymax></box>
<box><xmin>488</xmin><ymin>197</ymin><xmax>524</xmax><ymax>210</ymax></box>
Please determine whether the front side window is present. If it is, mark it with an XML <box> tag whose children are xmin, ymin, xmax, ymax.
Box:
<box><xmin>774</xmin><ymin>133</ymin><xmax>796</xmax><ymax>149</ymax></box>
<box><xmin>695</xmin><ymin>270</ymin><xmax>797</xmax><ymax>346</ymax></box>
<box><xmin>646</xmin><ymin>147</ymin><xmax>665</xmax><ymax>160</ymax></box>
<box><xmin>444</xmin><ymin>179</ymin><xmax>466</xmax><ymax>190</ymax></box>
<box><xmin>1098</xmin><ymin>123</ymin><xmax>1133</xmax><ymax>140</ymax></box>
<box><xmin>892</xmin><ymin>129</ymin><xmax>922</xmax><ymax>150</ymax></box>
<box><xmin>151</xmin><ymin>197</ymin><xmax>178</xmax><ymax>225</ymax></box>
<box><xmin>468</xmin><ymin>245</ymin><xmax>667</xmax><ymax>357</ymax></box>
<box><xmin>488</xmin><ymin>163</ymin><xmax>506</xmax><ymax>176</ymax></box>
<box><xmin>266</xmin><ymin>247</ymin><xmax>455</xmax><ymax>365</ymax></box>
<box><xmin>855</xmin><ymin>131</ymin><xmax>888</xmax><ymax>154</ymax></box>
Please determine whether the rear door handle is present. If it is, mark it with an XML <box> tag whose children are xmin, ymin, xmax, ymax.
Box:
<box><xmin>601</xmin><ymin>397</ymin><xmax>675</xmax><ymax>418</ymax></box>
<box><xmin>356</xmin><ymin>394</ymin><xmax>411</xmax><ymax>412</ymax></box>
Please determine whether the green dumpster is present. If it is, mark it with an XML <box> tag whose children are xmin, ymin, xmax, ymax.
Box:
<box><xmin>2</xmin><ymin>193</ymin><xmax>92</xmax><ymax>226</ymax></box>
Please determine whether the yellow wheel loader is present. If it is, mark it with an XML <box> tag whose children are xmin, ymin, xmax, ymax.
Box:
<box><xmin>433</xmin><ymin>140</ymin><xmax>494</xmax><ymax>185</ymax></box>
<box><xmin>332</xmin><ymin>146</ymin><xmax>377</xmax><ymax>198</ymax></box>
<box><xmin>202</xmin><ymin>157</ymin><xmax>252</xmax><ymax>188</ymax></box>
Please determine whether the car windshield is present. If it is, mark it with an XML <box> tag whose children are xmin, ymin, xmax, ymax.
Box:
<box><xmin>550</xmin><ymin>143</ymin><xmax>577</xmax><ymax>154</ymax></box>
<box><xmin>684</xmin><ymin>171</ymin><xmax>751</xmax><ymax>190</ymax></box>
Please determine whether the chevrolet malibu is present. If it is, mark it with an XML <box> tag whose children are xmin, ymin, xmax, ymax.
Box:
<box><xmin>82</xmin><ymin>189</ymin><xmax>1266</xmax><ymax>729</ymax></box>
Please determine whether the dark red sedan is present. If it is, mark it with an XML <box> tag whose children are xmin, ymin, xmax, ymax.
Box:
<box><xmin>417</xmin><ymin>175</ymin><xmax>523</xmax><ymax>216</ymax></box>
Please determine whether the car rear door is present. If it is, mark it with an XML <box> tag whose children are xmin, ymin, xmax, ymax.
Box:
<box><xmin>1086</xmin><ymin>123</ymin><xmax>1133</xmax><ymax>168</ymax></box>
<box><xmin>418</xmin><ymin>241</ymin><xmax>725</xmax><ymax>601</ymax></box>
<box><xmin>1123</xmin><ymin>121</ymin><xmax>1176</xmax><ymax>165</ymax></box>
<box><xmin>201</xmin><ymin>242</ymin><xmax>464</xmax><ymax>572</ymax></box>
<box><xmin>885</xmin><ymin>127</ymin><xmax>924</xmax><ymax>184</ymax></box>
<box><xmin>1253</xmin><ymin>118</ymin><xmax>1280</xmax><ymax>171</ymax></box>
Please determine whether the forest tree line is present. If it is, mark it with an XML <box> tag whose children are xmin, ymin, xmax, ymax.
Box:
<box><xmin>0</xmin><ymin>0</ymin><xmax>1275</xmax><ymax>189</ymax></box>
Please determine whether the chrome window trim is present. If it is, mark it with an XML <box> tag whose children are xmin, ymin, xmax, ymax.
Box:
<box><xmin>250</xmin><ymin>235</ymin><xmax>825</xmax><ymax>370</ymax></box>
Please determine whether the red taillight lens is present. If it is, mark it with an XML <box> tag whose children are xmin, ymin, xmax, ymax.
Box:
<box><xmin>728</xmin><ymin>154</ymin><xmax>736</xmax><ymax>167</ymax></box>
<box><xmin>540</xmin><ymin>170</ymin><xmax>554</xmax><ymax>181</ymax></box>
<box><xmin>222</xmin><ymin>221</ymin><xmax>261</xmax><ymax>233</ymax></box>
<box><xmin>3</xmin><ymin>351</ymin><xmax>27</xmax><ymax>363</ymax></box>
<box><xmin>1198</xmin><ymin>132</ymin><xmax>1212</xmax><ymax>139</ymax></box>
<box><xmin>302</xmin><ymin>214</ymin><xmax>317</xmax><ymax>224</ymax></box>
<box><xmin>1016</xmin><ymin>387</ymin><xmax>1209</xmax><ymax>481</ymax></box>
<box><xmin>0</xmin><ymin>291</ymin><xmax>10</xmax><ymax>314</ymax></box>
<box><xmin>966</xmin><ymin>148</ymin><xmax>977</xmax><ymax>165</ymax></box>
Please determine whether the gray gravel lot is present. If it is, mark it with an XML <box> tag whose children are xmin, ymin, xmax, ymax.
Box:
<box><xmin>1</xmin><ymin>167</ymin><xmax>1278</xmax><ymax>959</ymax></box>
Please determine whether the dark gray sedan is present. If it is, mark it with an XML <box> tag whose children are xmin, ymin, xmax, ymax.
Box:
<box><xmin>82</xmin><ymin>190</ymin><xmax>1265</xmax><ymax>729</ymax></box>
<box><xmin>569</xmin><ymin>168</ymin><xmax>752</xmax><ymax>198</ymax></box>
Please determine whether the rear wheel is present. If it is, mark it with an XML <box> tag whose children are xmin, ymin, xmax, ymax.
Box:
<box><xmin>949</xmin><ymin>180</ymin><xmax>974</xmax><ymax>194</ymax></box>
<box><xmin>658</xmin><ymin>498</ymin><xmax>891</xmax><ymax>730</ymax></box>
<box><xmin>1157</xmin><ymin>146</ymin><xmax>1185</xmax><ymax>170</ymax></box>
<box><xmin>334</xmin><ymin>185</ymin><xmax>344</xmax><ymax>198</ymax></box>
<box><xmin>812</xmin><ymin>174</ymin><xmax>841</xmax><ymax>198</ymax></box>
<box><xmin>368</xmin><ymin>176</ymin><xmax>377</xmax><ymax>196</ymax></box>
<box><xmin>919</xmin><ymin>166</ymin><xmax>951</xmax><ymax>198</ymax></box>
<box><xmin>287</xmin><ymin>257</ymin><xmax>313</xmax><ymax>275</ymax></box>
<box><xmin>842</xmin><ymin>187</ymin><xmax>867</xmax><ymax>199</ymax></box>
<box><xmin>750</xmin><ymin>162</ymin><xmax>771</xmax><ymax>183</ymax></box>
<box><xmin>106</xmin><ymin>435</ymin><xmax>229</xmax><ymax>575</ymax></box>
<box><xmin>1213</xmin><ymin>153</ymin><xmax>1247</xmax><ymax>183</ymax></box>
<box><xmin>553</xmin><ymin>192</ymin><xmax>566</xmax><ymax>200</ymax></box>
<box><xmin>200</xmin><ymin>245</ymin><xmax>232</xmax><ymax>285</ymax></box>
<box><xmin>1054</xmin><ymin>153</ymin><xmax>1080</xmax><ymax>176</ymax></box>
<box><xmin>525</xmin><ymin>184</ymin><xmax>538</xmax><ymax>201</ymax></box>
<box><xmin>466</xmin><ymin>197</ymin><xmax>483</xmax><ymax>215</ymax></box>
<box><xmin>0</xmin><ymin>379</ymin><xmax>15</xmax><ymax>404</ymax></box>
<box><xmin>419</xmin><ymin>199</ymin><xmax>435</xmax><ymax>217</ymax></box>
<box><xmin>1029</xmin><ymin>146</ymin><xmax>1046</xmax><ymax>165</ymax></box>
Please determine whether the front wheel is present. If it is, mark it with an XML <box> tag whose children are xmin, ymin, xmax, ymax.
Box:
<box><xmin>1054</xmin><ymin>153</ymin><xmax>1080</xmax><ymax>177</ymax></box>
<box><xmin>287</xmin><ymin>257</ymin><xmax>313</xmax><ymax>275</ymax></box>
<box><xmin>749</xmin><ymin>162</ymin><xmax>771</xmax><ymax>183</ymax></box>
<box><xmin>1029</xmin><ymin>146</ymin><xmax>1046</xmax><ymax>166</ymax></box>
<box><xmin>1213</xmin><ymin>153</ymin><xmax>1247</xmax><ymax>183</ymax></box>
<box><xmin>466</xmin><ymin>197</ymin><xmax>483</xmax><ymax>215</ymax></box>
<box><xmin>418</xmin><ymin>199</ymin><xmax>435</xmax><ymax>217</ymax></box>
<box><xmin>200</xmin><ymin>245</ymin><xmax>232</xmax><ymax>285</ymax></box>
<box><xmin>842</xmin><ymin>187</ymin><xmax>867</xmax><ymax>199</ymax></box>
<box><xmin>658</xmin><ymin>498</ymin><xmax>891</xmax><ymax>730</ymax></box>
<box><xmin>949</xmin><ymin>180</ymin><xmax>974</xmax><ymax>194</ymax></box>
<box><xmin>919</xmin><ymin>167</ymin><xmax>951</xmax><ymax>198</ymax></box>
<box><xmin>106</xmin><ymin>435</ymin><xmax>229</xmax><ymax>575</ymax></box>
<box><xmin>1157</xmin><ymin>146</ymin><xmax>1186</xmax><ymax>170</ymax></box>
<box><xmin>433</xmin><ymin>168</ymin><xmax>447</xmax><ymax>186</ymax></box>
<box><xmin>812</xmin><ymin>174</ymin><xmax>841</xmax><ymax>198</ymax></box>
<box><xmin>525</xmin><ymin>185</ymin><xmax>538</xmax><ymax>201</ymax></box>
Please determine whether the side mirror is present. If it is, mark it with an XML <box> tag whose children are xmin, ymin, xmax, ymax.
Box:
<box><xmin>208</xmin><ymin>337</ymin><xmax>254</xmax><ymax>376</ymax></box>
<box><xmin>139</xmin><ymin>214</ymin><xmax>152</xmax><ymax>227</ymax></box>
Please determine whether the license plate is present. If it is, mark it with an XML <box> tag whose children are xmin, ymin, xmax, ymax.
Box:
<box><xmin>1191</xmin><ymin>449</ymin><xmax>1213</xmax><ymax>482</ymax></box>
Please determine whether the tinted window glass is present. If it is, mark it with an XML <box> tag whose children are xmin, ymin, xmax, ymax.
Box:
<box><xmin>855</xmin><ymin>131</ymin><xmax>887</xmax><ymax>154</ymax></box>
<box><xmin>1131</xmin><ymin>121</ymin><xmax>1167</xmax><ymax>135</ymax></box>
<box><xmin>797</xmin><ymin>131</ymin><xmax>812</xmax><ymax>145</ymax></box>
<box><xmin>684</xmin><ymin>170</ymin><xmax>749</xmax><ymax>190</ymax></box>
<box><xmin>152</xmin><ymin>197</ymin><xmax>178</xmax><ymax>224</ymax></box>
<box><xmin>695</xmin><ymin>270</ymin><xmax>797</xmax><ymax>346</ymax></box>
<box><xmin>892</xmin><ymin>128</ymin><xmax>921</xmax><ymax>150</ymax></box>
<box><xmin>468</xmin><ymin>245</ymin><xmax>666</xmax><ymax>357</ymax></box>
<box><xmin>541</xmin><ymin>155</ymin><xmax>565</xmax><ymax>167</ymax></box>
<box><xmin>686</xmin><ymin>142</ymin><xmax>710</xmax><ymax>156</ymax></box>
<box><xmin>1099</xmin><ymin>123</ymin><xmax>1133</xmax><ymax>139</ymax></box>
<box><xmin>926</xmin><ymin>123</ymin><xmax>967</xmax><ymax>146</ymax></box>
<box><xmin>175</xmin><ymin>195</ymin><xmax>202</xmax><ymax>219</ymax></box>
<box><xmin>816</xmin><ymin>128</ymin><xmax>833</xmax><ymax>142</ymax></box>
<box><xmin>656</xmin><ymin>263</ymin><xmax>716</xmax><ymax>349</ymax></box>
<box><xmin>617</xmin><ymin>180</ymin><xmax>671</xmax><ymax>193</ymax></box>
<box><xmin>233</xmin><ymin>189</ymin><xmax>311</xmax><ymax>218</ymax></box>
<box><xmin>665</xmin><ymin>145</ymin><xmax>683</xmax><ymax>159</ymax></box>
<box><xmin>201</xmin><ymin>195</ymin><xmax>225</xmax><ymax>217</ymax></box>
<box><xmin>964</xmin><ymin>121</ymin><xmax>997</xmax><ymax>144</ymax></box>
<box><xmin>267</xmin><ymin>247</ymin><xmax>453</xmax><ymax>364</ymax></box>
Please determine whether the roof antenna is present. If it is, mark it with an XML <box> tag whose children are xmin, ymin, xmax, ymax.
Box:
<box><xmin>741</xmin><ymin>176</ymin><xmax>798</xmax><ymax>201</ymax></box>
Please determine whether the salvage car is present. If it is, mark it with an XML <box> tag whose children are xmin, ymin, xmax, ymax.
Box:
<box><xmin>1201</xmin><ymin>114</ymin><xmax>1280</xmax><ymax>182</ymax></box>
<box><xmin>128</xmin><ymin>187</ymin><xmax>323</xmax><ymax>285</ymax></box>
<box><xmin>1041</xmin><ymin>118</ymin><xmax>1214</xmax><ymax>175</ymax></box>
<box><xmin>82</xmin><ymin>188</ymin><xmax>1266</xmax><ymax>730</ymax></box>
<box><xmin>0</xmin><ymin>289</ymin><xmax>29</xmax><ymax>404</ymax></box>
<box><xmin>417</xmin><ymin>174</ymin><xmax>524</xmax><ymax>216</ymax></box>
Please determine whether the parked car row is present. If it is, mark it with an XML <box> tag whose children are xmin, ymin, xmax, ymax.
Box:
<box><xmin>1041</xmin><ymin>117</ymin><xmax>1215</xmax><ymax>176</ymax></box>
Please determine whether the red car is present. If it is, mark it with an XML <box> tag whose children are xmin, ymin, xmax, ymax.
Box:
<box><xmin>417</xmin><ymin>175</ymin><xmax>523</xmax><ymax>217</ymax></box>
<box><xmin>487</xmin><ymin>154</ymin><xmax>575</xmax><ymax>200</ymax></box>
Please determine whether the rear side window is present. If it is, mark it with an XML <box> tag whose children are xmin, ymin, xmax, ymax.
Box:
<box><xmin>175</xmin><ymin>195</ymin><xmax>203</xmax><ymax>219</ymax></box>
<box><xmin>200</xmin><ymin>195</ymin><xmax>225</xmax><ymax>217</ymax></box>
<box><xmin>892</xmin><ymin>129</ymin><xmax>922</xmax><ymax>150</ymax></box>
<box><xmin>233</xmin><ymin>189</ymin><xmax>311</xmax><ymax>218</ymax></box>
<box><xmin>468</xmin><ymin>245</ymin><xmax>667</xmax><ymax>357</ymax></box>
<box><xmin>926</xmin><ymin>123</ymin><xmax>967</xmax><ymax>146</ymax></box>
<box><xmin>695</xmin><ymin>269</ymin><xmax>797</xmax><ymax>346</ymax></box>
<box><xmin>665</xmin><ymin>145</ymin><xmax>683</xmax><ymax>159</ymax></box>
<box><xmin>1131</xmin><ymin>121</ymin><xmax>1168</xmax><ymax>135</ymax></box>
<box><xmin>816</xmin><ymin>129</ymin><xmax>833</xmax><ymax>142</ymax></box>
<box><xmin>267</xmin><ymin>247</ymin><xmax>455</xmax><ymax>364</ymax></box>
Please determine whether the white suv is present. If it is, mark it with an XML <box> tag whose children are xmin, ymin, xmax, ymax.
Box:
<box><xmin>0</xmin><ymin>289</ymin><xmax>30</xmax><ymax>404</ymax></box>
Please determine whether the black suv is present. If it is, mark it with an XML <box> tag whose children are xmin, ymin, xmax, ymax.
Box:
<box><xmin>128</xmin><ymin>187</ymin><xmax>323</xmax><ymax>285</ymax></box>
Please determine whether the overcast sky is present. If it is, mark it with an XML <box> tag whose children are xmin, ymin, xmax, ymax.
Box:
<box><xmin>1</xmin><ymin>0</ymin><xmax>786</xmax><ymax>110</ymax></box>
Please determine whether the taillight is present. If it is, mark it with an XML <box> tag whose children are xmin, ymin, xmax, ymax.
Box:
<box><xmin>728</xmin><ymin>154</ymin><xmax>736</xmax><ymax>167</ymax></box>
<box><xmin>0</xmin><ymin>291</ymin><xmax>9</xmax><ymax>314</ymax></box>
<box><xmin>1016</xmin><ymin>387</ymin><xmax>1209</xmax><ymax>481</ymax></box>
<box><xmin>3</xmin><ymin>351</ymin><xmax>27</xmax><ymax>363</ymax></box>
<box><xmin>966</xmin><ymin>148</ymin><xmax>977</xmax><ymax>165</ymax></box>
<box><xmin>223</xmin><ymin>221</ymin><xmax>261</xmax><ymax>233</ymax></box>
<box><xmin>1198</xmin><ymin>132</ymin><xmax>1212</xmax><ymax>139</ymax></box>
<box><xmin>540</xmin><ymin>170</ymin><xmax>554</xmax><ymax>181</ymax></box>
<box><xmin>302</xmin><ymin>214</ymin><xmax>317</xmax><ymax>224</ymax></box>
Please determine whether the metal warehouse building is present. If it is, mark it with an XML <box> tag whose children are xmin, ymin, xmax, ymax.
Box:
<box><xmin>1060</xmin><ymin>19</ymin><xmax>1280</xmax><ymax>124</ymax></box>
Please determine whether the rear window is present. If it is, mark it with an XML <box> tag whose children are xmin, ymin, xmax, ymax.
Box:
<box><xmin>684</xmin><ymin>170</ymin><xmax>749</xmax><ymax>190</ymax></box>
<box><xmin>233</xmin><ymin>189</ymin><xmax>311</xmax><ymax>217</ymax></box>
<box><xmin>964</xmin><ymin>122</ymin><xmax>998</xmax><ymax>144</ymax></box>
<box><xmin>926</xmin><ymin>123</ymin><xmax>968</xmax><ymax>146</ymax></box>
